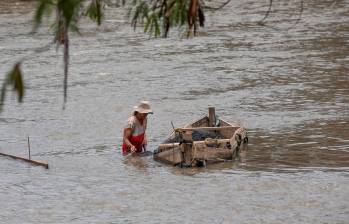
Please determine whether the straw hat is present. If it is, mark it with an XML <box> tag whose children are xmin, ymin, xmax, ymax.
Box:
<box><xmin>133</xmin><ymin>101</ymin><xmax>153</xmax><ymax>114</ymax></box>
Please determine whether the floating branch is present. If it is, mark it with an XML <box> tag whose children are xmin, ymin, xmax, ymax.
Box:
<box><xmin>0</xmin><ymin>152</ymin><xmax>49</xmax><ymax>169</ymax></box>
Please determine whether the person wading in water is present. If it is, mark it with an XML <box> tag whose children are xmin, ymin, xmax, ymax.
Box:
<box><xmin>122</xmin><ymin>101</ymin><xmax>153</xmax><ymax>154</ymax></box>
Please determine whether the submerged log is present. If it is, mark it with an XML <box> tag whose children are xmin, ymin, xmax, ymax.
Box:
<box><xmin>0</xmin><ymin>152</ymin><xmax>49</xmax><ymax>169</ymax></box>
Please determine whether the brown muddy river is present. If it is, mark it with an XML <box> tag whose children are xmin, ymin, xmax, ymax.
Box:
<box><xmin>0</xmin><ymin>0</ymin><xmax>348</xmax><ymax>223</ymax></box>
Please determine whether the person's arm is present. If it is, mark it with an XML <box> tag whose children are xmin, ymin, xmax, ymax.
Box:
<box><xmin>142</xmin><ymin>133</ymin><xmax>147</xmax><ymax>146</ymax></box>
<box><xmin>142</xmin><ymin>118</ymin><xmax>148</xmax><ymax>149</ymax></box>
<box><xmin>123</xmin><ymin>128</ymin><xmax>137</xmax><ymax>152</ymax></box>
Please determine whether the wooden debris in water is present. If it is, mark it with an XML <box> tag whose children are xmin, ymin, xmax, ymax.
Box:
<box><xmin>0</xmin><ymin>152</ymin><xmax>49</xmax><ymax>169</ymax></box>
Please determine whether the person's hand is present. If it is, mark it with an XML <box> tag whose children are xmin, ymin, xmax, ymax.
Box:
<box><xmin>130</xmin><ymin>145</ymin><xmax>137</xmax><ymax>153</ymax></box>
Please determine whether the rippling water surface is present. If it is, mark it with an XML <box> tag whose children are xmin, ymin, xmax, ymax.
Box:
<box><xmin>0</xmin><ymin>0</ymin><xmax>348</xmax><ymax>223</ymax></box>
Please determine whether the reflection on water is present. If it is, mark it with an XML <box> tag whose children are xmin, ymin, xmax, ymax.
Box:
<box><xmin>244</xmin><ymin>118</ymin><xmax>349</xmax><ymax>171</ymax></box>
<box><xmin>123</xmin><ymin>152</ymin><xmax>153</xmax><ymax>172</ymax></box>
<box><xmin>0</xmin><ymin>0</ymin><xmax>348</xmax><ymax>223</ymax></box>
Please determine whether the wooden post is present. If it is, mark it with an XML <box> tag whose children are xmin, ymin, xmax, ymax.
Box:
<box><xmin>208</xmin><ymin>107</ymin><xmax>216</xmax><ymax>127</ymax></box>
<box><xmin>27</xmin><ymin>137</ymin><xmax>31</xmax><ymax>160</ymax></box>
<box><xmin>180</xmin><ymin>143</ymin><xmax>193</xmax><ymax>166</ymax></box>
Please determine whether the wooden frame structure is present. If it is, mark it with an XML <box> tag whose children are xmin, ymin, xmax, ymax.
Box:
<box><xmin>153</xmin><ymin>107</ymin><xmax>248</xmax><ymax>167</ymax></box>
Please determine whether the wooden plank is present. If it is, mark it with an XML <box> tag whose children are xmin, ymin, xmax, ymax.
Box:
<box><xmin>181</xmin><ymin>143</ymin><xmax>193</xmax><ymax>166</ymax></box>
<box><xmin>153</xmin><ymin>148</ymin><xmax>182</xmax><ymax>165</ymax></box>
<box><xmin>159</xmin><ymin>139</ymin><xmax>231</xmax><ymax>149</ymax></box>
<box><xmin>191</xmin><ymin>144</ymin><xmax>235</xmax><ymax>161</ymax></box>
<box><xmin>187</xmin><ymin>116</ymin><xmax>209</xmax><ymax>128</ymax></box>
<box><xmin>0</xmin><ymin>152</ymin><xmax>49</xmax><ymax>169</ymax></box>
<box><xmin>159</xmin><ymin>143</ymin><xmax>180</xmax><ymax>150</ymax></box>
<box><xmin>219</xmin><ymin>119</ymin><xmax>237</xmax><ymax>139</ymax></box>
<box><xmin>175</xmin><ymin>126</ymin><xmax>239</xmax><ymax>132</ymax></box>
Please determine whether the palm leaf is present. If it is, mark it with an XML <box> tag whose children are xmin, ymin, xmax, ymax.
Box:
<box><xmin>0</xmin><ymin>63</ymin><xmax>25</xmax><ymax>112</ymax></box>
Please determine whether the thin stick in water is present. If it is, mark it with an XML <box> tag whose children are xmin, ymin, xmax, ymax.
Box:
<box><xmin>27</xmin><ymin>136</ymin><xmax>31</xmax><ymax>160</ymax></box>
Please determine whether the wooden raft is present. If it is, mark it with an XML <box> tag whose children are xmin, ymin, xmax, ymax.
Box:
<box><xmin>153</xmin><ymin>107</ymin><xmax>248</xmax><ymax>167</ymax></box>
